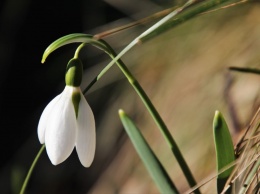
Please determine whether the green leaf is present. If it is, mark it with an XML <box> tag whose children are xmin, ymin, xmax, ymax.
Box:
<box><xmin>41</xmin><ymin>33</ymin><xmax>108</xmax><ymax>63</ymax></box>
<box><xmin>119</xmin><ymin>110</ymin><xmax>179</xmax><ymax>194</ymax></box>
<box><xmin>213</xmin><ymin>111</ymin><xmax>235</xmax><ymax>194</ymax></box>
<box><xmin>140</xmin><ymin>0</ymin><xmax>236</xmax><ymax>43</ymax></box>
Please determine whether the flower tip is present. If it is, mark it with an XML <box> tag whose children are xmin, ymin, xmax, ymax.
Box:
<box><xmin>39</xmin><ymin>139</ymin><xmax>45</xmax><ymax>144</ymax></box>
<box><xmin>48</xmin><ymin>154</ymin><xmax>65</xmax><ymax>166</ymax></box>
<box><xmin>77</xmin><ymin>152</ymin><xmax>95</xmax><ymax>168</ymax></box>
<box><xmin>50</xmin><ymin>161</ymin><xmax>60</xmax><ymax>166</ymax></box>
<box><xmin>81</xmin><ymin>161</ymin><xmax>93</xmax><ymax>168</ymax></box>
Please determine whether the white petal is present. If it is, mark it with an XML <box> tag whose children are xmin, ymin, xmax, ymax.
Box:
<box><xmin>45</xmin><ymin>87</ymin><xmax>77</xmax><ymax>165</ymax></box>
<box><xmin>38</xmin><ymin>94</ymin><xmax>61</xmax><ymax>144</ymax></box>
<box><xmin>76</xmin><ymin>92</ymin><xmax>96</xmax><ymax>167</ymax></box>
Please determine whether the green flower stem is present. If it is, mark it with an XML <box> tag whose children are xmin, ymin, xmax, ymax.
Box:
<box><xmin>20</xmin><ymin>145</ymin><xmax>45</xmax><ymax>194</ymax></box>
<box><xmin>81</xmin><ymin>41</ymin><xmax>200</xmax><ymax>193</ymax></box>
<box><xmin>117</xmin><ymin>61</ymin><xmax>200</xmax><ymax>193</ymax></box>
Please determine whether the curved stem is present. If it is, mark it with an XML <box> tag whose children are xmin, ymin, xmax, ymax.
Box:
<box><xmin>74</xmin><ymin>43</ymin><xmax>86</xmax><ymax>58</ymax></box>
<box><xmin>20</xmin><ymin>145</ymin><xmax>45</xmax><ymax>194</ymax></box>
<box><xmin>80</xmin><ymin>40</ymin><xmax>200</xmax><ymax>193</ymax></box>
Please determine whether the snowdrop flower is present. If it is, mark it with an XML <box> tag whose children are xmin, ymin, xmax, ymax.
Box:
<box><xmin>38</xmin><ymin>58</ymin><xmax>95</xmax><ymax>167</ymax></box>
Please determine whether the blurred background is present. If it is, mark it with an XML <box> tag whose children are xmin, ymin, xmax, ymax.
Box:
<box><xmin>0</xmin><ymin>0</ymin><xmax>259</xmax><ymax>193</ymax></box>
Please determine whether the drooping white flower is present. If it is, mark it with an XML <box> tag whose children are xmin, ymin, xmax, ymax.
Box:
<box><xmin>38</xmin><ymin>58</ymin><xmax>95</xmax><ymax>167</ymax></box>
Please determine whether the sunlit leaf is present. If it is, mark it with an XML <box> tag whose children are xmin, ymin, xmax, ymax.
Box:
<box><xmin>213</xmin><ymin>110</ymin><xmax>235</xmax><ymax>194</ymax></box>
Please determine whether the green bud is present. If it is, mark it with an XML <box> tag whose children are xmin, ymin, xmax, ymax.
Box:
<box><xmin>65</xmin><ymin>58</ymin><xmax>83</xmax><ymax>87</ymax></box>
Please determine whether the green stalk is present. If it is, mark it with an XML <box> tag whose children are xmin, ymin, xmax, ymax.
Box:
<box><xmin>120</xmin><ymin>72</ymin><xmax>199</xmax><ymax>192</ymax></box>
<box><xmin>81</xmin><ymin>40</ymin><xmax>200</xmax><ymax>193</ymax></box>
<box><xmin>20</xmin><ymin>145</ymin><xmax>45</xmax><ymax>194</ymax></box>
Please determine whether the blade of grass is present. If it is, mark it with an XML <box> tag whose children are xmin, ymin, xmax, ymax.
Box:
<box><xmin>238</xmin><ymin>155</ymin><xmax>260</xmax><ymax>194</ymax></box>
<box><xmin>213</xmin><ymin>111</ymin><xmax>235</xmax><ymax>194</ymax></box>
<box><xmin>119</xmin><ymin>109</ymin><xmax>179</xmax><ymax>194</ymax></box>
<box><xmin>139</xmin><ymin>0</ymin><xmax>238</xmax><ymax>43</ymax></box>
<box><xmin>94</xmin><ymin>0</ymin><xmax>246</xmax><ymax>40</ymax></box>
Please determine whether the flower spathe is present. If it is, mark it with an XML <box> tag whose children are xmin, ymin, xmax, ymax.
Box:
<box><xmin>38</xmin><ymin>58</ymin><xmax>95</xmax><ymax>167</ymax></box>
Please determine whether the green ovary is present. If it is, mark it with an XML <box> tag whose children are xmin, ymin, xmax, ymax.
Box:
<box><xmin>65</xmin><ymin>58</ymin><xmax>83</xmax><ymax>87</ymax></box>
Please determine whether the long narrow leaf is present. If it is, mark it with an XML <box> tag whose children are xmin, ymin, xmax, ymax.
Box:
<box><xmin>119</xmin><ymin>110</ymin><xmax>179</xmax><ymax>194</ymax></box>
<box><xmin>213</xmin><ymin>111</ymin><xmax>235</xmax><ymax>194</ymax></box>
<box><xmin>41</xmin><ymin>34</ymin><xmax>108</xmax><ymax>63</ymax></box>
<box><xmin>140</xmin><ymin>0</ymin><xmax>236</xmax><ymax>43</ymax></box>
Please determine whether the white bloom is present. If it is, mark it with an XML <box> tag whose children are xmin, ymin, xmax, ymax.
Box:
<box><xmin>38</xmin><ymin>86</ymin><xmax>95</xmax><ymax>167</ymax></box>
